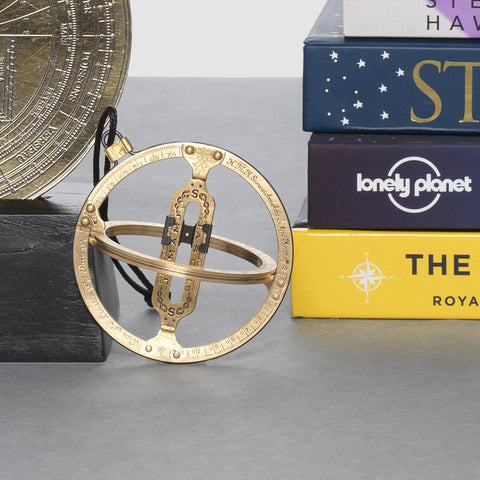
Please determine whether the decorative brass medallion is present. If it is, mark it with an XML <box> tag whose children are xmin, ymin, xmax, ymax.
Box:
<box><xmin>73</xmin><ymin>142</ymin><xmax>293</xmax><ymax>363</ymax></box>
<box><xmin>0</xmin><ymin>0</ymin><xmax>130</xmax><ymax>198</ymax></box>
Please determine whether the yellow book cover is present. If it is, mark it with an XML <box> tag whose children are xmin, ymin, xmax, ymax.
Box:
<box><xmin>291</xmin><ymin>228</ymin><xmax>480</xmax><ymax>319</ymax></box>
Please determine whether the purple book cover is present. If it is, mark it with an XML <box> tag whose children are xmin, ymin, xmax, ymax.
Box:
<box><xmin>308</xmin><ymin>133</ymin><xmax>480</xmax><ymax>230</ymax></box>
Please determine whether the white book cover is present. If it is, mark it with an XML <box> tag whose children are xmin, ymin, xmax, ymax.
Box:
<box><xmin>344</xmin><ymin>0</ymin><xmax>480</xmax><ymax>38</ymax></box>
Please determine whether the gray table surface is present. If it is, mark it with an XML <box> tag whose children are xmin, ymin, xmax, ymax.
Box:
<box><xmin>2</xmin><ymin>78</ymin><xmax>480</xmax><ymax>480</ymax></box>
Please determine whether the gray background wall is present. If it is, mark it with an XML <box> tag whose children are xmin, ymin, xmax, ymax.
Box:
<box><xmin>128</xmin><ymin>1</ymin><xmax>327</xmax><ymax>77</ymax></box>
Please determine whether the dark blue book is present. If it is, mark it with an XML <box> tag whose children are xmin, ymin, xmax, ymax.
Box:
<box><xmin>308</xmin><ymin>133</ymin><xmax>480</xmax><ymax>230</ymax></box>
<box><xmin>303</xmin><ymin>0</ymin><xmax>480</xmax><ymax>134</ymax></box>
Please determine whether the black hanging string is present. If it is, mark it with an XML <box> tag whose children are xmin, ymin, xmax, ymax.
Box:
<box><xmin>93</xmin><ymin>106</ymin><xmax>154</xmax><ymax>307</ymax></box>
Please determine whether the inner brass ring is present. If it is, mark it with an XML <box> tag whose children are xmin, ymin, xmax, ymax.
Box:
<box><xmin>90</xmin><ymin>220</ymin><xmax>277</xmax><ymax>285</ymax></box>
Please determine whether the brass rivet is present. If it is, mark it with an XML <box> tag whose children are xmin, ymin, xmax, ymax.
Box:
<box><xmin>80</xmin><ymin>216</ymin><xmax>90</xmax><ymax>226</ymax></box>
<box><xmin>173</xmin><ymin>350</ymin><xmax>181</xmax><ymax>359</ymax></box>
<box><xmin>145</xmin><ymin>345</ymin><xmax>152</xmax><ymax>353</ymax></box>
<box><xmin>278</xmin><ymin>280</ymin><xmax>285</xmax><ymax>288</ymax></box>
<box><xmin>185</xmin><ymin>145</ymin><xmax>195</xmax><ymax>155</ymax></box>
<box><xmin>86</xmin><ymin>203</ymin><xmax>95</xmax><ymax>213</ymax></box>
<box><xmin>273</xmin><ymin>293</ymin><xmax>280</xmax><ymax>300</ymax></box>
<box><xmin>213</xmin><ymin>150</ymin><xmax>223</xmax><ymax>161</ymax></box>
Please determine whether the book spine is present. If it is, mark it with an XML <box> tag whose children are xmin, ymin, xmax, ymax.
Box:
<box><xmin>343</xmin><ymin>0</ymin><xmax>480</xmax><ymax>38</ymax></box>
<box><xmin>308</xmin><ymin>133</ymin><xmax>480</xmax><ymax>230</ymax></box>
<box><xmin>291</xmin><ymin>228</ymin><xmax>480</xmax><ymax>319</ymax></box>
<box><xmin>303</xmin><ymin>42</ymin><xmax>480</xmax><ymax>133</ymax></box>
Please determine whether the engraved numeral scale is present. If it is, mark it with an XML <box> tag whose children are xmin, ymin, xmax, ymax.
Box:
<box><xmin>0</xmin><ymin>0</ymin><xmax>130</xmax><ymax>199</ymax></box>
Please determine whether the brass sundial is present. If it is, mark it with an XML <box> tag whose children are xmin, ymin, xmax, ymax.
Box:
<box><xmin>73</xmin><ymin>142</ymin><xmax>293</xmax><ymax>363</ymax></box>
<box><xmin>0</xmin><ymin>0</ymin><xmax>130</xmax><ymax>198</ymax></box>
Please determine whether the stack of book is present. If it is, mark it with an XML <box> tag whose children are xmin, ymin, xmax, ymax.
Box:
<box><xmin>292</xmin><ymin>0</ymin><xmax>480</xmax><ymax>319</ymax></box>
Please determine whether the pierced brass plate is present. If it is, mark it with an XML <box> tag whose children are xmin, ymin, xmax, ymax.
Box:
<box><xmin>0</xmin><ymin>0</ymin><xmax>130</xmax><ymax>198</ymax></box>
<box><xmin>73</xmin><ymin>142</ymin><xmax>293</xmax><ymax>363</ymax></box>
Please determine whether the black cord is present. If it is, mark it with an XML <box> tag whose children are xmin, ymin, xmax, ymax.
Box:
<box><xmin>93</xmin><ymin>106</ymin><xmax>154</xmax><ymax>307</ymax></box>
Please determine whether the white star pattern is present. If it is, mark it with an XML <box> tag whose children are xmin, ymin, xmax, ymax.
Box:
<box><xmin>330</xmin><ymin>50</ymin><xmax>339</xmax><ymax>62</ymax></box>
<box><xmin>316</xmin><ymin>49</ymin><xmax>410</xmax><ymax>128</ymax></box>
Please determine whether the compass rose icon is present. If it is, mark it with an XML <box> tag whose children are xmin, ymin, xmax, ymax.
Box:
<box><xmin>342</xmin><ymin>254</ymin><xmax>393</xmax><ymax>303</ymax></box>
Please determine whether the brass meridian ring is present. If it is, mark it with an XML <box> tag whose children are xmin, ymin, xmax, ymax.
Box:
<box><xmin>73</xmin><ymin>142</ymin><xmax>293</xmax><ymax>363</ymax></box>
<box><xmin>90</xmin><ymin>221</ymin><xmax>277</xmax><ymax>285</ymax></box>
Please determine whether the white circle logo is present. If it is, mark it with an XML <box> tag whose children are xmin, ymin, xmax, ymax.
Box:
<box><xmin>387</xmin><ymin>156</ymin><xmax>441</xmax><ymax>214</ymax></box>
<box><xmin>356</xmin><ymin>157</ymin><xmax>472</xmax><ymax>215</ymax></box>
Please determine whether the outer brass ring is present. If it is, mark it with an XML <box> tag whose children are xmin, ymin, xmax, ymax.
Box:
<box><xmin>90</xmin><ymin>221</ymin><xmax>277</xmax><ymax>285</ymax></box>
<box><xmin>73</xmin><ymin>142</ymin><xmax>293</xmax><ymax>363</ymax></box>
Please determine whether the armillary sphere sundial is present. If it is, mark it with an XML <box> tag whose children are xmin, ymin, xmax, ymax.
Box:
<box><xmin>73</xmin><ymin>142</ymin><xmax>293</xmax><ymax>363</ymax></box>
<box><xmin>0</xmin><ymin>0</ymin><xmax>130</xmax><ymax>198</ymax></box>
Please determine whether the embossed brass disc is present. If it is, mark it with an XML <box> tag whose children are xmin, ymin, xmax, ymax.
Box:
<box><xmin>0</xmin><ymin>0</ymin><xmax>130</xmax><ymax>198</ymax></box>
<box><xmin>73</xmin><ymin>142</ymin><xmax>293</xmax><ymax>363</ymax></box>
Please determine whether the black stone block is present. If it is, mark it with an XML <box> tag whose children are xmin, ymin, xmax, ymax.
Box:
<box><xmin>0</xmin><ymin>187</ymin><xmax>119</xmax><ymax>361</ymax></box>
